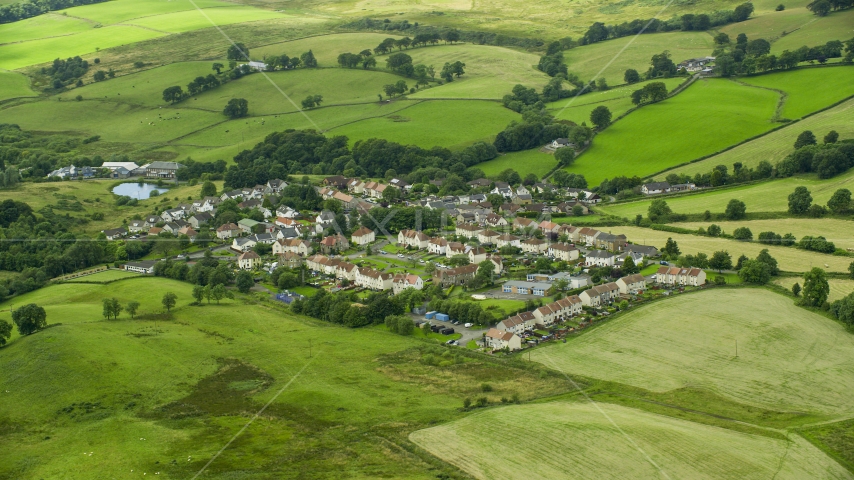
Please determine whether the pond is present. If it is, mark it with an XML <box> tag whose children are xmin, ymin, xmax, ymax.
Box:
<box><xmin>112</xmin><ymin>182</ymin><xmax>168</xmax><ymax>199</ymax></box>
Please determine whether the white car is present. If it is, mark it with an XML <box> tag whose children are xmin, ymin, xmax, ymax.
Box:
<box><xmin>464</xmin><ymin>323</ymin><xmax>473</xmax><ymax>328</ymax></box>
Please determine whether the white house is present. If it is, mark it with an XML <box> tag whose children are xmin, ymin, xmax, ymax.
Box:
<box><xmin>549</xmin><ymin>243</ymin><xmax>579</xmax><ymax>261</ymax></box>
<box><xmin>521</xmin><ymin>238</ymin><xmax>548</xmax><ymax>254</ymax></box>
<box><xmin>641</xmin><ymin>182</ymin><xmax>671</xmax><ymax>195</ymax></box>
<box><xmin>392</xmin><ymin>273</ymin><xmax>423</xmax><ymax>294</ymax></box>
<box><xmin>579</xmin><ymin>283</ymin><xmax>620</xmax><ymax>307</ymax></box>
<box><xmin>584</xmin><ymin>250</ymin><xmax>616</xmax><ymax>267</ymax></box>
<box><xmin>428</xmin><ymin>237</ymin><xmax>448</xmax><ymax>255</ymax></box>
<box><xmin>355</xmin><ymin>267</ymin><xmax>393</xmax><ymax>290</ymax></box>
<box><xmin>351</xmin><ymin>227</ymin><xmax>376</xmax><ymax>246</ymax></box>
<box><xmin>124</xmin><ymin>261</ymin><xmax>156</xmax><ymax>274</ymax></box>
<box><xmin>616</xmin><ymin>274</ymin><xmax>647</xmax><ymax>294</ymax></box>
<box><xmin>484</xmin><ymin>328</ymin><xmax>522</xmax><ymax>351</ymax></box>
<box><xmin>237</xmin><ymin>251</ymin><xmax>261</xmax><ymax>270</ymax></box>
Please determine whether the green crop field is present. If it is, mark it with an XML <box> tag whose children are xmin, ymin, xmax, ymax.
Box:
<box><xmin>547</xmin><ymin>77</ymin><xmax>686</xmax><ymax>125</ymax></box>
<box><xmin>775</xmin><ymin>276</ymin><xmax>854</xmax><ymax>302</ymax></box>
<box><xmin>566</xmin><ymin>78</ymin><xmax>779</xmax><ymax>186</ymax></box>
<box><xmin>676</xmin><ymin>218</ymin><xmax>854</xmax><ymax>251</ymax></box>
<box><xmin>740</xmin><ymin>66</ymin><xmax>854</xmax><ymax>119</ymax></box>
<box><xmin>599</xmin><ymin>168</ymin><xmax>854</xmax><ymax>219</ymax></box>
<box><xmin>615</xmin><ymin>225</ymin><xmax>853</xmax><ymax>272</ymax></box>
<box><xmin>329</xmin><ymin>99</ymin><xmax>518</xmax><ymax>149</ymax></box>
<box><xmin>403</xmin><ymin>44</ymin><xmax>549</xmax><ymax>99</ymax></box>
<box><xmin>561</xmin><ymin>31</ymin><xmax>715</xmax><ymax>85</ymax></box>
<box><xmin>411</xmin><ymin>401</ymin><xmax>852</xmax><ymax>479</ymax></box>
<box><xmin>477</xmin><ymin>148</ymin><xmax>558</xmax><ymax>178</ymax></box>
<box><xmin>0</xmin><ymin>13</ymin><xmax>93</xmax><ymax>45</ymax></box>
<box><xmin>661</xmin><ymin>97</ymin><xmax>854</xmax><ymax>177</ymax></box>
<box><xmin>0</xmin><ymin>70</ymin><xmax>36</xmax><ymax>101</ymax></box>
<box><xmin>533</xmin><ymin>288</ymin><xmax>854</xmax><ymax>415</ymax></box>
<box><xmin>0</xmin><ymin>277</ymin><xmax>567</xmax><ymax>478</ymax></box>
<box><xmin>251</xmin><ymin>33</ymin><xmax>404</xmax><ymax>66</ymax></box>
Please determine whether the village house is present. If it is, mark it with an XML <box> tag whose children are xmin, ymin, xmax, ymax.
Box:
<box><xmin>128</xmin><ymin>220</ymin><xmax>146</xmax><ymax>233</ymax></box>
<box><xmin>497</xmin><ymin>313</ymin><xmax>535</xmax><ymax>335</ymax></box>
<box><xmin>232</xmin><ymin>237</ymin><xmax>256</xmax><ymax>252</ymax></box>
<box><xmin>187</xmin><ymin>213</ymin><xmax>212</xmax><ymax>229</ymax></box>
<box><xmin>642</xmin><ymin>182</ymin><xmax>671</xmax><ymax>195</ymax></box>
<box><xmin>513</xmin><ymin>217</ymin><xmax>538</xmax><ymax>233</ymax></box>
<box><xmin>551</xmin><ymin>138</ymin><xmax>573</xmax><ymax>149</ymax></box>
<box><xmin>145</xmin><ymin>161</ymin><xmax>183</xmax><ymax>179</ymax></box>
<box><xmin>278</xmin><ymin>252</ymin><xmax>304</xmax><ymax>269</ymax></box>
<box><xmin>484</xmin><ymin>328</ymin><xmax>522</xmax><ymax>351</ymax></box>
<box><xmin>237</xmin><ymin>251</ymin><xmax>261</xmax><ymax>270</ymax></box>
<box><xmin>237</xmin><ymin>218</ymin><xmax>260</xmax><ymax>235</ymax></box>
<box><xmin>177</xmin><ymin>226</ymin><xmax>198</xmax><ymax>242</ymax></box>
<box><xmin>487</xmin><ymin>254</ymin><xmax>504</xmax><ymax>274</ymax></box>
<box><xmin>593</xmin><ymin>232</ymin><xmax>628</xmax><ymax>251</ymax></box>
<box><xmin>351</xmin><ymin>226</ymin><xmax>376</xmax><ymax>246</ymax></box>
<box><xmin>584</xmin><ymin>250</ymin><xmax>616</xmax><ymax>267</ymax></box>
<box><xmin>333</xmin><ymin>191</ymin><xmax>357</xmax><ymax>209</ymax></box>
<box><xmin>323</xmin><ymin>175</ymin><xmax>348</xmax><ymax>189</ymax></box>
<box><xmin>477</xmin><ymin>229</ymin><xmax>500</xmax><ymax>245</ymax></box>
<box><xmin>103</xmin><ymin>227</ymin><xmax>128</xmax><ymax>241</ymax></box>
<box><xmin>626</xmin><ymin>244</ymin><xmax>660</xmax><ymax>259</ymax></box>
<box><xmin>335</xmin><ymin>262</ymin><xmax>359</xmax><ymax>282</ymax></box>
<box><xmin>392</xmin><ymin>273</ymin><xmax>424</xmax><ymax>294</ymax></box>
<box><xmin>549</xmin><ymin>243</ymin><xmax>579</xmax><ymax>261</ymax></box>
<box><xmin>578</xmin><ymin>227</ymin><xmax>600</xmax><ymax>245</ymax></box>
<box><xmin>502</xmin><ymin>281</ymin><xmax>551</xmax><ymax>296</ymax></box>
<box><xmin>521</xmin><ymin>238</ymin><xmax>548</xmax><ymax>254</ymax></box>
<box><xmin>446</xmin><ymin>242</ymin><xmax>467</xmax><ymax>259</ymax></box>
<box><xmin>428</xmin><ymin>237</ymin><xmax>448</xmax><ymax>255</ymax></box>
<box><xmin>320</xmin><ymin>235</ymin><xmax>349</xmax><ymax>254</ymax></box>
<box><xmin>482</xmin><ymin>213</ymin><xmax>508</xmax><ymax>228</ymax></box>
<box><xmin>272</xmin><ymin>238</ymin><xmax>312</xmax><ymax>256</ymax></box>
<box><xmin>655</xmin><ymin>267</ymin><xmax>706</xmax><ymax>286</ymax></box>
<box><xmin>355</xmin><ymin>267</ymin><xmax>393</xmax><ymax>291</ymax></box>
<box><xmin>616</xmin><ymin>274</ymin><xmax>647</xmax><ymax>294</ymax></box>
<box><xmin>500</xmin><ymin>203</ymin><xmax>522</xmax><ymax>215</ymax></box>
<box><xmin>579</xmin><ymin>282</ymin><xmax>620</xmax><ymax>307</ymax></box>
<box><xmin>495</xmin><ymin>234</ymin><xmax>521</xmax><ymax>249</ymax></box>
<box><xmin>468</xmin><ymin>246</ymin><xmax>488</xmax><ymax>264</ymax></box>
<box><xmin>455</xmin><ymin>223</ymin><xmax>483</xmax><ymax>239</ymax></box>
<box><xmin>305</xmin><ymin>255</ymin><xmax>340</xmax><ymax>276</ymax></box>
<box><xmin>216</xmin><ymin>223</ymin><xmax>241</xmax><ymax>240</ymax></box>
<box><xmin>124</xmin><ymin>260</ymin><xmax>156</xmax><ymax>274</ymax></box>
<box><xmin>433</xmin><ymin>264</ymin><xmax>479</xmax><ymax>287</ymax></box>
<box><xmin>398</xmin><ymin>229</ymin><xmax>430</xmax><ymax>249</ymax></box>
<box><xmin>539</xmin><ymin>220</ymin><xmax>560</xmax><ymax>234</ymax></box>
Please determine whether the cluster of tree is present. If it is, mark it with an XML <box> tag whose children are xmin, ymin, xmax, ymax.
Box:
<box><xmin>777</xmin><ymin>131</ymin><xmax>853</xmax><ymax>179</ymax></box>
<box><xmin>42</xmin><ymin>56</ymin><xmax>89</xmax><ymax>90</ymax></box>
<box><xmin>384</xmin><ymin>314</ymin><xmax>415</xmax><ymax>335</ymax></box>
<box><xmin>291</xmin><ymin>289</ymin><xmax>406</xmax><ymax>328</ymax></box>
<box><xmin>0</xmin><ymin>0</ymin><xmax>108</xmax><ymax>24</ymax></box>
<box><xmin>300</xmin><ymin>94</ymin><xmax>323</xmax><ymax>109</ymax></box>
<box><xmin>337</xmin><ymin>51</ymin><xmax>376</xmax><ymax>69</ymax></box>
<box><xmin>551</xmin><ymin>170</ymin><xmax>588</xmax><ymax>189</ymax></box>
<box><xmin>10</xmin><ymin>303</ymin><xmax>46</xmax><ymax>338</ymax></box>
<box><xmin>630</xmin><ymin>81</ymin><xmax>668</xmax><ymax>105</ymax></box>
<box><xmin>359</xmin><ymin>206</ymin><xmax>445</xmax><ymax>233</ymax></box>
<box><xmin>598</xmin><ymin>176</ymin><xmax>644</xmax><ymax>195</ymax></box>
<box><xmin>163</xmin><ymin>73</ymin><xmax>228</xmax><ymax>104</ymax></box>
<box><xmin>426</xmin><ymin>297</ymin><xmax>495</xmax><ymax>326</ymax></box>
<box><xmin>175</xmin><ymin>158</ymin><xmax>228</xmax><ymax>182</ymax></box>
<box><xmin>265</xmin><ymin>50</ymin><xmax>317</xmax><ymax>70</ymax></box>
<box><xmin>0</xmin><ymin>124</ymin><xmax>105</xmax><ymax>180</ymax></box>
<box><xmin>343</xmin><ymin>18</ymin><xmax>543</xmax><ymax>50</ymax></box>
<box><xmin>807</xmin><ymin>0</ymin><xmax>854</xmax><ymax>16</ymax></box>
<box><xmin>537</xmin><ymin>44</ymin><xmax>568</xmax><ymax>77</ymax></box>
<box><xmin>373</xmin><ymin>31</ymin><xmax>458</xmax><ymax>55</ymax></box>
<box><xmin>665</xmin><ymin>160</ymin><xmax>775</xmax><ymax>190</ymax></box>
<box><xmin>579</xmin><ymin>3</ymin><xmax>754</xmax><ymax>45</ymax></box>
<box><xmin>153</xmin><ymin>252</ymin><xmax>236</xmax><ymax>287</ymax></box>
<box><xmin>494</xmin><ymin>105</ymin><xmax>591</xmax><ymax>153</ymax></box>
<box><xmin>223</xmin><ymin>98</ymin><xmax>249</xmax><ymax>119</ymax></box>
<box><xmin>714</xmin><ymin>33</ymin><xmax>851</xmax><ymax>76</ymax></box>
<box><xmin>736</xmin><ymin>249</ymin><xmax>779</xmax><ymax>283</ymax></box>
<box><xmin>382</xmin><ymin>80</ymin><xmax>410</xmax><ymax>98</ymax></box>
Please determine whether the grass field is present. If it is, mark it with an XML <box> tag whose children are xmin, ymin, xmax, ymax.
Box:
<box><xmin>62</xmin><ymin>269</ymin><xmax>143</xmax><ymax>283</ymax></box>
<box><xmin>661</xmin><ymin>97</ymin><xmax>854</xmax><ymax>177</ymax></box>
<box><xmin>561</xmin><ymin>31</ymin><xmax>715</xmax><ymax>85</ymax></box>
<box><xmin>410</xmin><ymin>401</ymin><xmax>853</xmax><ymax>479</ymax></box>
<box><xmin>566</xmin><ymin>78</ymin><xmax>779</xmax><ymax>186</ymax></box>
<box><xmin>0</xmin><ymin>13</ymin><xmax>93</xmax><ymax>45</ymax></box>
<box><xmin>403</xmin><ymin>44</ymin><xmax>550</xmax><ymax>99</ymax></box>
<box><xmin>476</xmin><ymin>148</ymin><xmax>558</xmax><ymax>178</ymax></box>
<box><xmin>547</xmin><ymin>77</ymin><xmax>686</xmax><ymax>125</ymax></box>
<box><xmin>125</xmin><ymin>6</ymin><xmax>288</xmax><ymax>34</ymax></box>
<box><xmin>770</xmin><ymin>9</ymin><xmax>854</xmax><ymax>53</ymax></box>
<box><xmin>599</xmin><ymin>168</ymin><xmax>854</xmax><ymax>219</ymax></box>
<box><xmin>251</xmin><ymin>33</ymin><xmax>404</xmax><ymax>66</ymax></box>
<box><xmin>677</xmin><ymin>218</ymin><xmax>854</xmax><ymax>251</ymax></box>
<box><xmin>740</xmin><ymin>66</ymin><xmax>854</xmax><ymax>119</ymax></box>
<box><xmin>0</xmin><ymin>70</ymin><xmax>36</xmax><ymax>101</ymax></box>
<box><xmin>533</xmin><ymin>288</ymin><xmax>854</xmax><ymax>415</ymax></box>
<box><xmin>57</xmin><ymin>0</ymin><xmax>233</xmax><ymax>25</ymax></box>
<box><xmin>329</xmin><ymin>99</ymin><xmax>518</xmax><ymax>150</ymax></box>
<box><xmin>614</xmin><ymin>225</ymin><xmax>853</xmax><ymax>272</ymax></box>
<box><xmin>718</xmin><ymin>4</ymin><xmax>816</xmax><ymax>43</ymax></box>
<box><xmin>0</xmin><ymin>277</ymin><xmax>567</xmax><ymax>478</ymax></box>
<box><xmin>775</xmin><ymin>276</ymin><xmax>854</xmax><ymax>302</ymax></box>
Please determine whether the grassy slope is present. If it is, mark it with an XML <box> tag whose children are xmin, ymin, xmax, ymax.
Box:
<box><xmin>0</xmin><ymin>277</ymin><xmax>566</xmax><ymax>478</ymax></box>
<box><xmin>599</xmin><ymin>168</ymin><xmax>854</xmax><ymax>218</ymax></box>
<box><xmin>56</xmin><ymin>0</ymin><xmax>232</xmax><ymax>24</ymax></box>
<box><xmin>566</xmin><ymin>78</ymin><xmax>779</xmax><ymax>186</ymax></box>
<box><xmin>329</xmin><ymin>99</ymin><xmax>519</xmax><ymax>150</ymax></box>
<box><xmin>478</xmin><ymin>149</ymin><xmax>558</xmax><ymax>178</ymax></box>
<box><xmin>615</xmin><ymin>225</ymin><xmax>854</xmax><ymax>272</ymax></box>
<box><xmin>532</xmin><ymin>288</ymin><xmax>854</xmax><ymax>415</ymax></box>
<box><xmin>251</xmin><ymin>33</ymin><xmax>404</xmax><ymax>65</ymax></box>
<box><xmin>770</xmin><ymin>9</ymin><xmax>854</xmax><ymax>53</ymax></box>
<box><xmin>125</xmin><ymin>6</ymin><xmax>288</xmax><ymax>34</ymax></box>
<box><xmin>661</xmin><ymin>97</ymin><xmax>854</xmax><ymax>177</ymax></box>
<box><xmin>739</xmin><ymin>66</ymin><xmax>854</xmax><ymax>119</ymax></box>
<box><xmin>546</xmin><ymin>77</ymin><xmax>686</xmax><ymax>125</ymax></box>
<box><xmin>775</xmin><ymin>276</ymin><xmax>854</xmax><ymax>302</ymax></box>
<box><xmin>0</xmin><ymin>12</ymin><xmax>92</xmax><ymax>44</ymax></box>
<box><xmin>410</xmin><ymin>401</ymin><xmax>853</xmax><ymax>480</ymax></box>
<box><xmin>0</xmin><ymin>70</ymin><xmax>36</xmax><ymax>101</ymax></box>
<box><xmin>676</xmin><ymin>218</ymin><xmax>854</xmax><ymax>250</ymax></box>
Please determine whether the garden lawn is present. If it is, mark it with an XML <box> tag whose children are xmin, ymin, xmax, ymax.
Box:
<box><xmin>477</xmin><ymin>149</ymin><xmax>557</xmax><ymax>178</ymax></box>
<box><xmin>677</xmin><ymin>218</ymin><xmax>854</xmax><ymax>251</ymax></box>
<box><xmin>0</xmin><ymin>70</ymin><xmax>35</xmax><ymax>101</ymax></box>
<box><xmin>532</xmin><ymin>288</ymin><xmax>854</xmax><ymax>415</ymax></box>
<box><xmin>661</xmin><ymin>97</ymin><xmax>854</xmax><ymax>177</ymax></box>
<box><xmin>411</xmin><ymin>401</ymin><xmax>852</xmax><ymax>480</ymax></box>
<box><xmin>598</xmin><ymin>168</ymin><xmax>854</xmax><ymax>218</ymax></box>
<box><xmin>329</xmin><ymin>100</ymin><xmax>518</xmax><ymax>150</ymax></box>
<box><xmin>126</xmin><ymin>6</ymin><xmax>288</xmax><ymax>33</ymax></box>
<box><xmin>567</xmin><ymin>78</ymin><xmax>779</xmax><ymax>186</ymax></box>
<box><xmin>614</xmin><ymin>225</ymin><xmax>853</xmax><ymax>272</ymax></box>
<box><xmin>740</xmin><ymin>66</ymin><xmax>854</xmax><ymax>119</ymax></box>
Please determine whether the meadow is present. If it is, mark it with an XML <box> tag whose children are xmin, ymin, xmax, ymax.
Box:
<box><xmin>477</xmin><ymin>148</ymin><xmax>558</xmax><ymax>178</ymax></box>
<box><xmin>532</xmin><ymin>288</ymin><xmax>854</xmax><ymax>415</ymax></box>
<box><xmin>0</xmin><ymin>277</ymin><xmax>568</xmax><ymax>478</ymax></box>
<box><xmin>251</xmin><ymin>33</ymin><xmax>404</xmax><ymax>66</ymax></box>
<box><xmin>616</xmin><ymin>225</ymin><xmax>853</xmax><ymax>272</ymax></box>
<box><xmin>769</xmin><ymin>9</ymin><xmax>854</xmax><ymax>53</ymax></box>
<box><xmin>676</xmin><ymin>218</ymin><xmax>854</xmax><ymax>251</ymax></box>
<box><xmin>125</xmin><ymin>6</ymin><xmax>288</xmax><ymax>34</ymax></box>
<box><xmin>598</xmin><ymin>168</ymin><xmax>854</xmax><ymax>218</ymax></box>
<box><xmin>739</xmin><ymin>66</ymin><xmax>854</xmax><ymax>120</ymax></box>
<box><xmin>661</xmin><ymin>96</ymin><xmax>854</xmax><ymax>177</ymax></box>
<box><xmin>56</xmin><ymin>0</ymin><xmax>233</xmax><ymax>25</ymax></box>
<box><xmin>565</xmin><ymin>78</ymin><xmax>780</xmax><ymax>186</ymax></box>
<box><xmin>0</xmin><ymin>13</ymin><xmax>93</xmax><ymax>45</ymax></box>
<box><xmin>775</xmin><ymin>276</ymin><xmax>854</xmax><ymax>302</ymax></box>
<box><xmin>546</xmin><ymin>77</ymin><xmax>686</xmax><ymax>125</ymax></box>
<box><xmin>0</xmin><ymin>69</ymin><xmax>35</xmax><ymax>101</ymax></box>
<box><xmin>410</xmin><ymin>401</ymin><xmax>853</xmax><ymax>479</ymax></box>
<box><xmin>62</xmin><ymin>268</ymin><xmax>143</xmax><ymax>283</ymax></box>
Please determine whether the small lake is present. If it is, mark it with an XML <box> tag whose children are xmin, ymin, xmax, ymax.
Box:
<box><xmin>112</xmin><ymin>183</ymin><xmax>168</xmax><ymax>199</ymax></box>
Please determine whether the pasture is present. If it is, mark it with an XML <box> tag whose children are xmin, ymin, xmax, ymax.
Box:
<box><xmin>599</xmin><ymin>168</ymin><xmax>854</xmax><ymax>218</ymax></box>
<box><xmin>125</xmin><ymin>6</ymin><xmax>288</xmax><ymax>34</ymax></box>
<box><xmin>676</xmin><ymin>218</ymin><xmax>854</xmax><ymax>251</ymax></box>
<box><xmin>770</xmin><ymin>9</ymin><xmax>854</xmax><ymax>53</ymax></box>
<box><xmin>532</xmin><ymin>288</ymin><xmax>854</xmax><ymax>415</ymax></box>
<box><xmin>661</xmin><ymin>96</ymin><xmax>854</xmax><ymax>177</ymax></box>
<box><xmin>477</xmin><ymin>148</ymin><xmax>557</xmax><ymax>178</ymax></box>
<box><xmin>566</xmin><ymin>78</ymin><xmax>779</xmax><ymax>186</ymax></box>
<box><xmin>0</xmin><ymin>277</ymin><xmax>564</xmax><ymax>479</ymax></box>
<box><xmin>614</xmin><ymin>225</ymin><xmax>853</xmax><ymax>272</ymax></box>
<box><xmin>56</xmin><ymin>0</ymin><xmax>233</xmax><ymax>25</ymax></box>
<box><xmin>251</xmin><ymin>33</ymin><xmax>404</xmax><ymax>66</ymax></box>
<box><xmin>547</xmin><ymin>77</ymin><xmax>686</xmax><ymax>125</ymax></box>
<box><xmin>775</xmin><ymin>276</ymin><xmax>854</xmax><ymax>302</ymax></box>
<box><xmin>718</xmin><ymin>4</ymin><xmax>815</xmax><ymax>43</ymax></box>
<box><xmin>329</xmin><ymin>99</ymin><xmax>519</xmax><ymax>150</ymax></box>
<box><xmin>0</xmin><ymin>13</ymin><xmax>92</xmax><ymax>45</ymax></box>
<box><xmin>62</xmin><ymin>268</ymin><xmax>142</xmax><ymax>283</ymax></box>
<box><xmin>740</xmin><ymin>66</ymin><xmax>854</xmax><ymax>119</ymax></box>
<box><xmin>0</xmin><ymin>70</ymin><xmax>35</xmax><ymax>101</ymax></box>
<box><xmin>410</xmin><ymin>401</ymin><xmax>853</xmax><ymax>480</ymax></box>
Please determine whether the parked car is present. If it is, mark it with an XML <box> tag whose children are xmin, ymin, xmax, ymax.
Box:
<box><xmin>445</xmin><ymin>339</ymin><xmax>455</xmax><ymax>345</ymax></box>
<box><xmin>464</xmin><ymin>323</ymin><xmax>473</xmax><ymax>328</ymax></box>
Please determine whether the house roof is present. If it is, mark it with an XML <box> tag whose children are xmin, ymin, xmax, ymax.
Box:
<box><xmin>352</xmin><ymin>227</ymin><xmax>374</xmax><ymax>238</ymax></box>
<box><xmin>238</xmin><ymin>251</ymin><xmax>260</xmax><ymax>260</ymax></box>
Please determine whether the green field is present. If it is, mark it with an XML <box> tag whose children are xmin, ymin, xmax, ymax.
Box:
<box><xmin>126</xmin><ymin>6</ymin><xmax>288</xmax><ymax>34</ymax></box>
<box><xmin>600</xmin><ymin>168</ymin><xmax>854</xmax><ymax>219</ymax></box>
<box><xmin>677</xmin><ymin>218</ymin><xmax>854</xmax><ymax>251</ymax></box>
<box><xmin>57</xmin><ymin>0</ymin><xmax>233</xmax><ymax>25</ymax></box>
<box><xmin>411</xmin><ymin>401</ymin><xmax>852</xmax><ymax>479</ymax></box>
<box><xmin>662</xmin><ymin>97</ymin><xmax>854</xmax><ymax>177</ymax></box>
<box><xmin>547</xmin><ymin>77</ymin><xmax>686</xmax><ymax>125</ymax></box>
<box><xmin>329</xmin><ymin>99</ymin><xmax>519</xmax><ymax>150</ymax></box>
<box><xmin>740</xmin><ymin>66</ymin><xmax>854</xmax><ymax>119</ymax></box>
<box><xmin>614</xmin><ymin>225</ymin><xmax>853</xmax><ymax>272</ymax></box>
<box><xmin>775</xmin><ymin>276</ymin><xmax>854</xmax><ymax>302</ymax></box>
<box><xmin>561</xmin><ymin>31</ymin><xmax>715</xmax><ymax>85</ymax></box>
<box><xmin>566</xmin><ymin>78</ymin><xmax>779</xmax><ymax>186</ymax></box>
<box><xmin>770</xmin><ymin>9</ymin><xmax>854</xmax><ymax>53</ymax></box>
<box><xmin>0</xmin><ymin>277</ymin><xmax>566</xmax><ymax>478</ymax></box>
<box><xmin>0</xmin><ymin>13</ymin><xmax>93</xmax><ymax>45</ymax></box>
<box><xmin>0</xmin><ymin>69</ymin><xmax>36</xmax><ymax>101</ymax></box>
<box><xmin>251</xmin><ymin>33</ymin><xmax>404</xmax><ymax>66</ymax></box>
<box><xmin>63</xmin><ymin>269</ymin><xmax>143</xmax><ymax>283</ymax></box>
<box><xmin>477</xmin><ymin>148</ymin><xmax>558</xmax><ymax>178</ymax></box>
<box><xmin>718</xmin><ymin>3</ymin><xmax>816</xmax><ymax>43</ymax></box>
<box><xmin>533</xmin><ymin>288</ymin><xmax>854</xmax><ymax>415</ymax></box>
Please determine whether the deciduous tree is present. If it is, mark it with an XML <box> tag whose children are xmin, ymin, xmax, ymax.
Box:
<box><xmin>12</xmin><ymin>303</ymin><xmax>46</xmax><ymax>335</ymax></box>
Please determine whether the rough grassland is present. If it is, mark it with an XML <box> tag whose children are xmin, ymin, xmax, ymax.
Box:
<box><xmin>477</xmin><ymin>149</ymin><xmax>558</xmax><ymax>178</ymax></box>
<box><xmin>770</xmin><ymin>9</ymin><xmax>854</xmax><ymax>53</ymax></box>
<box><xmin>0</xmin><ymin>70</ymin><xmax>35</xmax><ymax>101</ymax></box>
<box><xmin>0</xmin><ymin>12</ymin><xmax>92</xmax><ymax>45</ymax></box>
<box><xmin>561</xmin><ymin>31</ymin><xmax>715</xmax><ymax>85</ymax></box>
<box><xmin>599</xmin><ymin>168</ymin><xmax>854</xmax><ymax>218</ymax></box>
<box><xmin>411</xmin><ymin>401</ymin><xmax>853</xmax><ymax>480</ymax></box>
<box><xmin>547</xmin><ymin>77</ymin><xmax>685</xmax><ymax>125</ymax></box>
<box><xmin>0</xmin><ymin>25</ymin><xmax>165</xmax><ymax>70</ymax></box>
<box><xmin>403</xmin><ymin>44</ymin><xmax>550</xmax><ymax>99</ymax></box>
<box><xmin>740</xmin><ymin>66</ymin><xmax>854</xmax><ymax>119</ymax></box>
<box><xmin>566</xmin><ymin>78</ymin><xmax>779</xmax><ymax>186</ymax></box>
<box><xmin>661</xmin><ymin>97</ymin><xmax>854</xmax><ymax>177</ymax></box>
<box><xmin>614</xmin><ymin>225</ymin><xmax>853</xmax><ymax>272</ymax></box>
<box><xmin>125</xmin><ymin>6</ymin><xmax>289</xmax><ymax>34</ymax></box>
<box><xmin>677</xmin><ymin>218</ymin><xmax>854</xmax><ymax>251</ymax></box>
<box><xmin>329</xmin><ymin>100</ymin><xmax>519</xmax><ymax>150</ymax></box>
<box><xmin>775</xmin><ymin>277</ymin><xmax>854</xmax><ymax>302</ymax></box>
<box><xmin>533</xmin><ymin>289</ymin><xmax>854</xmax><ymax>415</ymax></box>
<box><xmin>718</xmin><ymin>5</ymin><xmax>815</xmax><ymax>43</ymax></box>
<box><xmin>251</xmin><ymin>33</ymin><xmax>403</xmax><ymax>65</ymax></box>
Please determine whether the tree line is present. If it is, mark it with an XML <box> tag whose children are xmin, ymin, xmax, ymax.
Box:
<box><xmin>0</xmin><ymin>0</ymin><xmax>108</xmax><ymax>24</ymax></box>
<box><xmin>714</xmin><ymin>33</ymin><xmax>853</xmax><ymax>76</ymax></box>
<box><xmin>342</xmin><ymin>17</ymin><xmax>544</xmax><ymax>50</ymax></box>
